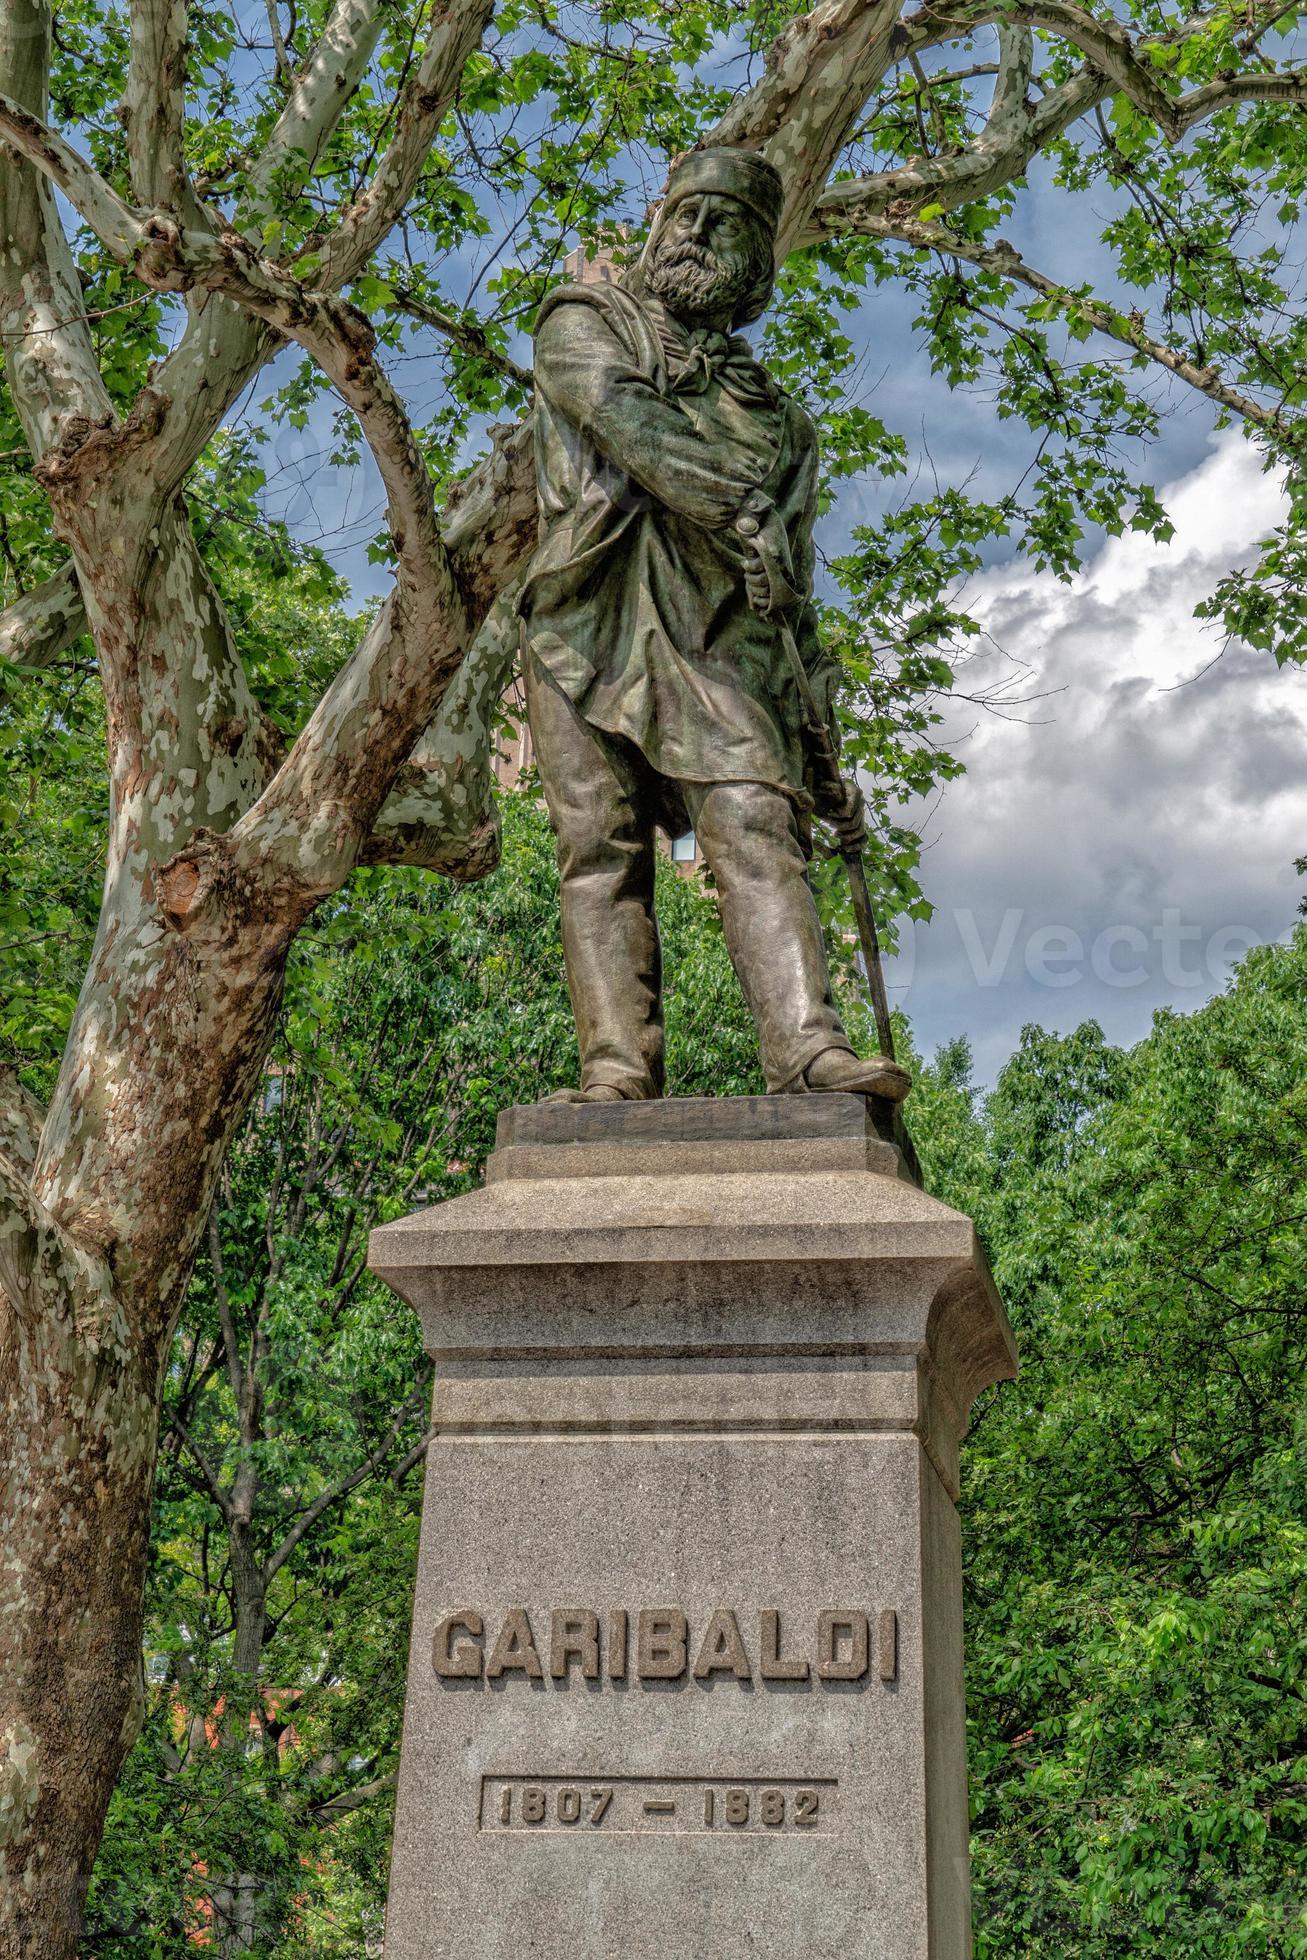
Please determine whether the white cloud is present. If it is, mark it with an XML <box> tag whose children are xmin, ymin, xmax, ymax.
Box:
<box><xmin>888</xmin><ymin>433</ymin><xmax>1307</xmax><ymax>1080</ymax></box>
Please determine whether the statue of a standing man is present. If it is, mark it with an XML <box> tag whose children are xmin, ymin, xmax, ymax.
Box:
<box><xmin>519</xmin><ymin>147</ymin><xmax>911</xmax><ymax>1106</ymax></box>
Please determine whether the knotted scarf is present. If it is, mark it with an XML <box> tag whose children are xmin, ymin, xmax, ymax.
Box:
<box><xmin>654</xmin><ymin>312</ymin><xmax>778</xmax><ymax>408</ymax></box>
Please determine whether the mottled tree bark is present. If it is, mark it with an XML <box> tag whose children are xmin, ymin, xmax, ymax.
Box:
<box><xmin>0</xmin><ymin>1285</ymin><xmax>160</xmax><ymax>1954</ymax></box>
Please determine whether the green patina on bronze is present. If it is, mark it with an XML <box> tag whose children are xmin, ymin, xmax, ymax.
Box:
<box><xmin>522</xmin><ymin>277</ymin><xmax>836</xmax><ymax>821</ymax></box>
<box><xmin>520</xmin><ymin>146</ymin><xmax>910</xmax><ymax>1106</ymax></box>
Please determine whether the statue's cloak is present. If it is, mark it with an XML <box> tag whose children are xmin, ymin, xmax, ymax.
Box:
<box><xmin>520</xmin><ymin>280</ymin><xmax>838</xmax><ymax>818</ymax></box>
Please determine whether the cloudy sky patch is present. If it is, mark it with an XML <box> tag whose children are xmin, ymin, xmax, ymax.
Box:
<box><xmin>887</xmin><ymin>433</ymin><xmax>1307</xmax><ymax>1079</ymax></box>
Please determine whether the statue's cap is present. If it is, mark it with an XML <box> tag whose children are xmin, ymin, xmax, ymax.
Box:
<box><xmin>662</xmin><ymin>147</ymin><xmax>784</xmax><ymax>235</ymax></box>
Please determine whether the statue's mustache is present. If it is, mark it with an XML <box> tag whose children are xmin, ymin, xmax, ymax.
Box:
<box><xmin>656</xmin><ymin>240</ymin><xmax>729</xmax><ymax>274</ymax></box>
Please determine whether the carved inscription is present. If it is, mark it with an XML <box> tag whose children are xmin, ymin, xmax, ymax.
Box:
<box><xmin>435</xmin><ymin>1607</ymin><xmax>894</xmax><ymax>1688</ymax></box>
<box><xmin>481</xmin><ymin>1775</ymin><xmax>837</xmax><ymax>1835</ymax></box>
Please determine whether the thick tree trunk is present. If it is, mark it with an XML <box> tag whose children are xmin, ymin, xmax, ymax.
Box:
<box><xmin>0</xmin><ymin>488</ymin><xmax>299</xmax><ymax>1955</ymax></box>
<box><xmin>0</xmin><ymin>958</ymin><xmax>295</xmax><ymax>1959</ymax></box>
<box><xmin>0</xmin><ymin>1288</ymin><xmax>161</xmax><ymax>1957</ymax></box>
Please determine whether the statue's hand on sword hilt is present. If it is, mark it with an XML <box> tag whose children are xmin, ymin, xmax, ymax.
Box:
<box><xmin>735</xmin><ymin>496</ymin><xmax>804</xmax><ymax>622</ymax></box>
<box><xmin>821</xmin><ymin>775</ymin><xmax>868</xmax><ymax>855</ymax></box>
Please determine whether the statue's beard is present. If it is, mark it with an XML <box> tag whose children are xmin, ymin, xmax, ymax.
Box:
<box><xmin>645</xmin><ymin>237</ymin><xmax>765</xmax><ymax>326</ymax></box>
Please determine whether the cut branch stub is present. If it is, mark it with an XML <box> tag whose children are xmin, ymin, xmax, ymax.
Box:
<box><xmin>158</xmin><ymin>828</ymin><xmax>307</xmax><ymax>942</ymax></box>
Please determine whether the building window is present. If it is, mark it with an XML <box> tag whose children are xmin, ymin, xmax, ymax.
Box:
<box><xmin>670</xmin><ymin>831</ymin><xmax>697</xmax><ymax>863</ymax></box>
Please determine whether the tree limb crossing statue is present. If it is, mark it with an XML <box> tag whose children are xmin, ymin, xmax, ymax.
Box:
<box><xmin>520</xmin><ymin>147</ymin><xmax>913</xmax><ymax>1106</ymax></box>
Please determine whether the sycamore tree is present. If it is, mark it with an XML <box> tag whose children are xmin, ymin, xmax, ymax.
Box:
<box><xmin>0</xmin><ymin>0</ymin><xmax>1305</xmax><ymax>1950</ymax></box>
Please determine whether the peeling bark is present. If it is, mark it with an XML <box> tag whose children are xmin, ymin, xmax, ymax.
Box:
<box><xmin>363</xmin><ymin>583</ymin><xmax>523</xmax><ymax>876</ymax></box>
<box><xmin>712</xmin><ymin>0</ymin><xmax>908</xmax><ymax>254</ymax></box>
<box><xmin>241</xmin><ymin>0</ymin><xmax>388</xmax><ymax>225</ymax></box>
<box><xmin>0</xmin><ymin>562</ymin><xmax>84</xmax><ymax>669</ymax></box>
<box><xmin>801</xmin><ymin>52</ymin><xmax>1107</xmax><ymax>241</ymax></box>
<box><xmin>0</xmin><ymin>3</ymin><xmax>114</xmax><ymax>462</ymax></box>
<box><xmin>0</xmin><ymin>1163</ymin><xmax>152</xmax><ymax>1960</ymax></box>
<box><xmin>0</xmin><ymin>1072</ymin><xmax>45</xmax><ymax>1174</ymax></box>
<box><xmin>125</xmin><ymin>0</ymin><xmax>187</xmax><ymax>211</ymax></box>
<box><xmin>916</xmin><ymin>0</ymin><xmax>1307</xmax><ymax>141</ymax></box>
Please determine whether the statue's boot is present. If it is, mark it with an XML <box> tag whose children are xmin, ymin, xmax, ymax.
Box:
<box><xmin>789</xmin><ymin>1045</ymin><xmax>912</xmax><ymax>1103</ymax></box>
<box><xmin>540</xmin><ymin>1083</ymin><xmax>630</xmax><ymax>1104</ymax></box>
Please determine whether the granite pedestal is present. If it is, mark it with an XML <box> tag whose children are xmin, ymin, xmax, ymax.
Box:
<box><xmin>369</xmin><ymin>1095</ymin><xmax>1016</xmax><ymax>1959</ymax></box>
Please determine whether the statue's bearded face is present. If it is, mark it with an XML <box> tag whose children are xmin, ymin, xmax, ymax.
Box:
<box><xmin>645</xmin><ymin>192</ymin><xmax>774</xmax><ymax>327</ymax></box>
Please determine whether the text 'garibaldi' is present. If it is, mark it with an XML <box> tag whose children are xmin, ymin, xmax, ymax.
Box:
<box><xmin>519</xmin><ymin>147</ymin><xmax>910</xmax><ymax>1106</ymax></box>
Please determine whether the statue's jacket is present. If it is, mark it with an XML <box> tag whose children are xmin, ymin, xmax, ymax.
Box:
<box><xmin>520</xmin><ymin>281</ymin><xmax>840</xmax><ymax>817</ymax></box>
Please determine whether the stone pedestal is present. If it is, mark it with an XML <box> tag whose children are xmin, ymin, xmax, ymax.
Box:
<box><xmin>369</xmin><ymin>1095</ymin><xmax>1016</xmax><ymax>1960</ymax></box>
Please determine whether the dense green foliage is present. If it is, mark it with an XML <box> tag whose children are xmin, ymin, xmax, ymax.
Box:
<box><xmin>78</xmin><ymin>795</ymin><xmax>1306</xmax><ymax>1955</ymax></box>
<box><xmin>913</xmin><ymin>939</ymin><xmax>1307</xmax><ymax>1956</ymax></box>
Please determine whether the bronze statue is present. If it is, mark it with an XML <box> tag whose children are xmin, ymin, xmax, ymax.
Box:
<box><xmin>520</xmin><ymin>147</ymin><xmax>911</xmax><ymax>1105</ymax></box>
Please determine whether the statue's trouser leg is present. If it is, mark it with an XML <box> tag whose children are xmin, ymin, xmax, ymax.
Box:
<box><xmin>682</xmin><ymin>779</ymin><xmax>855</xmax><ymax>1093</ymax></box>
<box><xmin>526</xmin><ymin>662</ymin><xmax>665</xmax><ymax>1098</ymax></box>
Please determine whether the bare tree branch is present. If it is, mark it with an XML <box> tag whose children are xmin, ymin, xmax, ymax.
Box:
<box><xmin>242</xmin><ymin>0</ymin><xmax>388</xmax><ymax>227</ymax></box>
<box><xmin>0</xmin><ymin>562</ymin><xmax>85</xmax><ymax>669</ymax></box>
<box><xmin>910</xmin><ymin>0</ymin><xmax>1307</xmax><ymax>141</ymax></box>
<box><xmin>389</xmin><ymin>1430</ymin><xmax>431</xmax><ymax>1484</ymax></box>
<box><xmin>0</xmin><ymin>90</ymin><xmax>143</xmax><ymax>263</ymax></box>
<box><xmin>313</xmin><ymin>0</ymin><xmax>496</xmax><ymax>291</ymax></box>
<box><xmin>391</xmin><ymin>283</ymin><xmax>533</xmax><ymax>389</ymax></box>
<box><xmin>146</xmin><ymin>0</ymin><xmax>393</xmax><ymax>491</ymax></box>
<box><xmin>309</xmin><ymin>1768</ymin><xmax>398</xmax><ymax>1821</ymax></box>
<box><xmin>168</xmin><ymin>1409</ymin><xmax>237</xmax><ymax>1523</ymax></box>
<box><xmin>263</xmin><ymin>1378</ymin><xmax>430</xmax><ymax>1584</ymax></box>
<box><xmin>134</xmin><ymin>221</ymin><xmax>448</xmax><ymax>585</ymax></box>
<box><xmin>1017</xmin><ymin>0</ymin><xmax>1307</xmax><ymax>139</ymax></box>
<box><xmin>207</xmin><ymin>1207</ymin><xmax>248</xmax><ymax>1412</ymax></box>
<box><xmin>0</xmin><ymin>1</ymin><xmax>116</xmax><ymax>460</ymax></box>
<box><xmin>126</xmin><ymin>0</ymin><xmax>187</xmax><ymax>209</ymax></box>
<box><xmin>802</xmin><ymin>54</ymin><xmax>1107</xmax><ymax>241</ymax></box>
<box><xmin>265</xmin><ymin>0</ymin><xmax>293</xmax><ymax>84</ymax></box>
<box><xmin>835</xmin><ymin>211</ymin><xmax>1304</xmax><ymax>443</ymax></box>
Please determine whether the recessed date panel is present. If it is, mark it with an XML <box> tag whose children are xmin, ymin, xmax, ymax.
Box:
<box><xmin>479</xmin><ymin>1774</ymin><xmax>837</xmax><ymax>1835</ymax></box>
